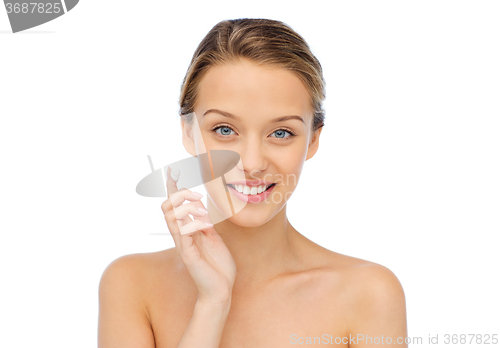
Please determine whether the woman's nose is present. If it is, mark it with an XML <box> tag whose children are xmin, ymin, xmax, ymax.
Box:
<box><xmin>236</xmin><ymin>139</ymin><xmax>268</xmax><ymax>174</ymax></box>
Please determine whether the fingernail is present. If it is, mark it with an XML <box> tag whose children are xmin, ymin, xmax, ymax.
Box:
<box><xmin>205</xmin><ymin>222</ymin><xmax>213</xmax><ymax>227</ymax></box>
<box><xmin>192</xmin><ymin>192</ymin><xmax>203</xmax><ymax>198</ymax></box>
<box><xmin>197</xmin><ymin>207</ymin><xmax>208</xmax><ymax>214</ymax></box>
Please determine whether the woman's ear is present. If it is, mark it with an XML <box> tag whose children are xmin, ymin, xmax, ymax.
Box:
<box><xmin>180</xmin><ymin>118</ymin><xmax>197</xmax><ymax>156</ymax></box>
<box><xmin>305</xmin><ymin>127</ymin><xmax>323</xmax><ymax>161</ymax></box>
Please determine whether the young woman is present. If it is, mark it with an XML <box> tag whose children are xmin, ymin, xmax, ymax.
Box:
<box><xmin>98</xmin><ymin>18</ymin><xmax>408</xmax><ymax>348</ymax></box>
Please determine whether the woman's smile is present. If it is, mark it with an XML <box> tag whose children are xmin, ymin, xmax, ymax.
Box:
<box><xmin>226</xmin><ymin>181</ymin><xmax>277</xmax><ymax>204</ymax></box>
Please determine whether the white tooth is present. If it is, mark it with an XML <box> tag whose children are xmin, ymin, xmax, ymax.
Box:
<box><xmin>257</xmin><ymin>185</ymin><xmax>264</xmax><ymax>194</ymax></box>
<box><xmin>243</xmin><ymin>186</ymin><xmax>251</xmax><ymax>194</ymax></box>
<box><xmin>236</xmin><ymin>185</ymin><xmax>243</xmax><ymax>193</ymax></box>
<box><xmin>250</xmin><ymin>186</ymin><xmax>258</xmax><ymax>195</ymax></box>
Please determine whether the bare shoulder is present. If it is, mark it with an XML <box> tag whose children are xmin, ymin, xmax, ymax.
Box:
<box><xmin>315</xmin><ymin>249</ymin><xmax>407</xmax><ymax>334</ymax></box>
<box><xmin>98</xmin><ymin>248</ymin><xmax>179</xmax><ymax>318</ymax></box>
<box><xmin>98</xmin><ymin>250</ymin><xmax>170</xmax><ymax>347</ymax></box>
<box><xmin>320</xmin><ymin>250</ymin><xmax>405</xmax><ymax>301</ymax></box>
<box><xmin>100</xmin><ymin>248</ymin><xmax>172</xmax><ymax>280</ymax></box>
<box><xmin>100</xmin><ymin>247</ymin><xmax>180</xmax><ymax>285</ymax></box>
<box><xmin>299</xmin><ymin>233</ymin><xmax>404</xmax><ymax>294</ymax></box>
<box><xmin>98</xmin><ymin>248</ymin><xmax>182</xmax><ymax>347</ymax></box>
<box><xmin>334</xmin><ymin>251</ymin><xmax>403</xmax><ymax>287</ymax></box>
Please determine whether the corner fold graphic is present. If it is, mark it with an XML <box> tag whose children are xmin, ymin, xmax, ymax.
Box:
<box><xmin>4</xmin><ymin>0</ymin><xmax>79</xmax><ymax>33</ymax></box>
<box><xmin>64</xmin><ymin>0</ymin><xmax>78</xmax><ymax>12</ymax></box>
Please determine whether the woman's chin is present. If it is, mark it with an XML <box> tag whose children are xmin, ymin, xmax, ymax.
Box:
<box><xmin>208</xmin><ymin>197</ymin><xmax>279</xmax><ymax>227</ymax></box>
<box><xmin>223</xmin><ymin>212</ymin><xmax>275</xmax><ymax>228</ymax></box>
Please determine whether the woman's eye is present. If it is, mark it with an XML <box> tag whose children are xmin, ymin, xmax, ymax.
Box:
<box><xmin>212</xmin><ymin>126</ymin><xmax>294</xmax><ymax>139</ymax></box>
<box><xmin>270</xmin><ymin>129</ymin><xmax>292</xmax><ymax>138</ymax></box>
<box><xmin>214</xmin><ymin>126</ymin><xmax>236</xmax><ymax>136</ymax></box>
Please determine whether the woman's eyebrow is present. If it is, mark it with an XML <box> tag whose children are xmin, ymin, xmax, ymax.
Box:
<box><xmin>203</xmin><ymin>109</ymin><xmax>305</xmax><ymax>124</ymax></box>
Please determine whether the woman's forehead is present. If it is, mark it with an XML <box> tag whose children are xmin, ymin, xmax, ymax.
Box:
<box><xmin>196</xmin><ymin>60</ymin><xmax>313</xmax><ymax>118</ymax></box>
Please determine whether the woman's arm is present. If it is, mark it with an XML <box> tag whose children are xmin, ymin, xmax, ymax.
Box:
<box><xmin>176</xmin><ymin>297</ymin><xmax>231</xmax><ymax>348</ymax></box>
<box><xmin>348</xmin><ymin>264</ymin><xmax>408</xmax><ymax>348</ymax></box>
<box><xmin>98</xmin><ymin>254</ymin><xmax>155</xmax><ymax>348</ymax></box>
<box><xmin>162</xmin><ymin>167</ymin><xmax>236</xmax><ymax>347</ymax></box>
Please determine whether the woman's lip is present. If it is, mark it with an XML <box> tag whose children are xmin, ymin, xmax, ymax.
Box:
<box><xmin>226</xmin><ymin>184</ymin><xmax>276</xmax><ymax>204</ymax></box>
<box><xmin>226</xmin><ymin>180</ymin><xmax>275</xmax><ymax>187</ymax></box>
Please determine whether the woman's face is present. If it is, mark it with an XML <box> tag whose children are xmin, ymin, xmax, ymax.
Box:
<box><xmin>182</xmin><ymin>58</ymin><xmax>321</xmax><ymax>227</ymax></box>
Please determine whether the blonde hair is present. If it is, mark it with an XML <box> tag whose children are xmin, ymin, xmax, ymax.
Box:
<box><xmin>179</xmin><ymin>18</ymin><xmax>326</xmax><ymax>131</ymax></box>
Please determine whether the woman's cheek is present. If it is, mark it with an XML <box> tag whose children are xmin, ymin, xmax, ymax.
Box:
<box><xmin>274</xmin><ymin>145</ymin><xmax>306</xmax><ymax>177</ymax></box>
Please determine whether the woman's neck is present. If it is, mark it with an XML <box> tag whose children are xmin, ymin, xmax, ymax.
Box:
<box><xmin>207</xmin><ymin>199</ymin><xmax>306</xmax><ymax>291</ymax></box>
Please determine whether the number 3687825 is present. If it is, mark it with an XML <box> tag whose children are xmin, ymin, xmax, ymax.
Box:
<box><xmin>5</xmin><ymin>3</ymin><xmax>62</xmax><ymax>14</ymax></box>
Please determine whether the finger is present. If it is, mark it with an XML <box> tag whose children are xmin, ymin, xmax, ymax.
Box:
<box><xmin>170</xmin><ymin>189</ymin><xmax>204</xmax><ymax>209</ymax></box>
<box><xmin>166</xmin><ymin>211</ymin><xmax>206</xmax><ymax>266</ymax></box>
<box><xmin>180</xmin><ymin>219</ymin><xmax>213</xmax><ymax>236</ymax></box>
<box><xmin>161</xmin><ymin>189</ymin><xmax>203</xmax><ymax>214</ymax></box>
<box><xmin>166</xmin><ymin>166</ymin><xmax>179</xmax><ymax>198</ymax></box>
<box><xmin>180</xmin><ymin>199</ymin><xmax>213</xmax><ymax>226</ymax></box>
<box><xmin>174</xmin><ymin>199</ymin><xmax>221</xmax><ymax>245</ymax></box>
<box><xmin>172</xmin><ymin>202</ymin><xmax>209</xmax><ymax>221</ymax></box>
<box><xmin>164</xmin><ymin>209</ymin><xmax>194</xmax><ymax>253</ymax></box>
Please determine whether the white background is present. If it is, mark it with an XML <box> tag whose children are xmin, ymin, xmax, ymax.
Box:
<box><xmin>1</xmin><ymin>1</ymin><xmax>499</xmax><ymax>347</ymax></box>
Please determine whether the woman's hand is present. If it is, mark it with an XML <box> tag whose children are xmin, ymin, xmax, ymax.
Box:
<box><xmin>161</xmin><ymin>167</ymin><xmax>236</xmax><ymax>304</ymax></box>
